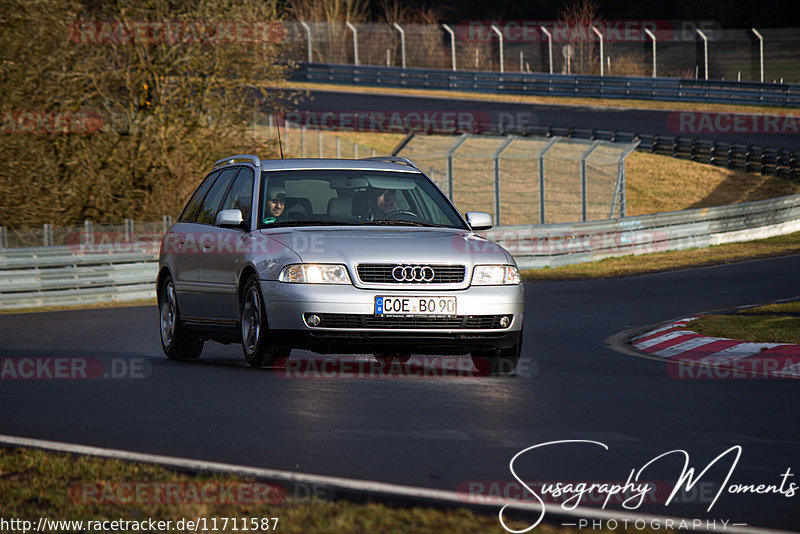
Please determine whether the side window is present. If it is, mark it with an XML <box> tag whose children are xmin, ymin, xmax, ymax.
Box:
<box><xmin>221</xmin><ymin>168</ymin><xmax>255</xmax><ymax>223</ymax></box>
<box><xmin>179</xmin><ymin>171</ymin><xmax>219</xmax><ymax>222</ymax></box>
<box><xmin>195</xmin><ymin>168</ymin><xmax>239</xmax><ymax>225</ymax></box>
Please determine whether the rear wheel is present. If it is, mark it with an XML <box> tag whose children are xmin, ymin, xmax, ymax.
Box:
<box><xmin>471</xmin><ymin>338</ymin><xmax>521</xmax><ymax>376</ymax></box>
<box><xmin>159</xmin><ymin>276</ymin><xmax>203</xmax><ymax>361</ymax></box>
<box><xmin>241</xmin><ymin>275</ymin><xmax>289</xmax><ymax>368</ymax></box>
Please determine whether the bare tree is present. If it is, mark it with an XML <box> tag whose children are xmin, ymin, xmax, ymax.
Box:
<box><xmin>0</xmin><ymin>0</ymin><xmax>289</xmax><ymax>227</ymax></box>
<box><xmin>557</xmin><ymin>0</ymin><xmax>602</xmax><ymax>74</ymax></box>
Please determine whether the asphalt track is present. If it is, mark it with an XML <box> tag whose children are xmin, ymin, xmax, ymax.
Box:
<box><xmin>289</xmin><ymin>89</ymin><xmax>800</xmax><ymax>151</ymax></box>
<box><xmin>2</xmin><ymin>255</ymin><xmax>799</xmax><ymax>530</ymax></box>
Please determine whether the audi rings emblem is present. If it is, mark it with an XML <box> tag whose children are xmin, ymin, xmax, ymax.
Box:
<box><xmin>392</xmin><ymin>265</ymin><xmax>435</xmax><ymax>282</ymax></box>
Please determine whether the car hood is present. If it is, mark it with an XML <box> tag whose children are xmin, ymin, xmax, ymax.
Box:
<box><xmin>258</xmin><ymin>226</ymin><xmax>515</xmax><ymax>266</ymax></box>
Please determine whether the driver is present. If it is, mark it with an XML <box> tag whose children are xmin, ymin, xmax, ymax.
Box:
<box><xmin>367</xmin><ymin>187</ymin><xmax>396</xmax><ymax>219</ymax></box>
<box><xmin>264</xmin><ymin>185</ymin><xmax>287</xmax><ymax>223</ymax></box>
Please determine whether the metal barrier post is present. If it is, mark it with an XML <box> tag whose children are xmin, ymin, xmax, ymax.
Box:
<box><xmin>0</xmin><ymin>226</ymin><xmax>6</xmax><ymax>248</ymax></box>
<box><xmin>580</xmin><ymin>141</ymin><xmax>602</xmax><ymax>222</ymax></box>
<box><xmin>537</xmin><ymin>137</ymin><xmax>559</xmax><ymax>224</ymax></box>
<box><xmin>43</xmin><ymin>223</ymin><xmax>52</xmax><ymax>247</ymax></box>
<box><xmin>446</xmin><ymin>133</ymin><xmax>470</xmax><ymax>199</ymax></box>
<box><xmin>492</xmin><ymin>136</ymin><xmax>515</xmax><ymax>225</ymax></box>
<box><xmin>163</xmin><ymin>215</ymin><xmax>172</xmax><ymax>233</ymax></box>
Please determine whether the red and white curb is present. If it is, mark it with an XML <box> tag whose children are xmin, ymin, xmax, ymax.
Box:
<box><xmin>632</xmin><ymin>317</ymin><xmax>800</xmax><ymax>379</ymax></box>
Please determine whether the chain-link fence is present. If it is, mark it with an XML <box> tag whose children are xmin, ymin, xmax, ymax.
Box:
<box><xmin>281</xmin><ymin>22</ymin><xmax>800</xmax><ymax>82</ymax></box>
<box><xmin>398</xmin><ymin>133</ymin><xmax>638</xmax><ymax>225</ymax></box>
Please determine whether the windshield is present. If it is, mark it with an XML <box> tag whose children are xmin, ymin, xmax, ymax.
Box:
<box><xmin>259</xmin><ymin>170</ymin><xmax>468</xmax><ymax>230</ymax></box>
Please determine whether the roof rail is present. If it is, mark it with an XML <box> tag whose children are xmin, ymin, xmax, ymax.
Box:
<box><xmin>360</xmin><ymin>156</ymin><xmax>419</xmax><ymax>170</ymax></box>
<box><xmin>213</xmin><ymin>154</ymin><xmax>262</xmax><ymax>169</ymax></box>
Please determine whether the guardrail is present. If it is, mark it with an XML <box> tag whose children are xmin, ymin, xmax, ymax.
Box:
<box><xmin>3</xmin><ymin>192</ymin><xmax>800</xmax><ymax>310</ymax></box>
<box><xmin>290</xmin><ymin>62</ymin><xmax>800</xmax><ymax>108</ymax></box>
<box><xmin>484</xmin><ymin>193</ymin><xmax>800</xmax><ymax>269</ymax></box>
<box><xmin>0</xmin><ymin>243</ymin><xmax>158</xmax><ymax>310</ymax></box>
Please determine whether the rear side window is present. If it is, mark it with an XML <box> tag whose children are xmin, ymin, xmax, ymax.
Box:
<box><xmin>195</xmin><ymin>168</ymin><xmax>239</xmax><ymax>225</ymax></box>
<box><xmin>179</xmin><ymin>170</ymin><xmax>219</xmax><ymax>222</ymax></box>
<box><xmin>221</xmin><ymin>168</ymin><xmax>255</xmax><ymax>223</ymax></box>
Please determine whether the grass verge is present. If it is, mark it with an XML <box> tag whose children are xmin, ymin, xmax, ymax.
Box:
<box><xmin>0</xmin><ymin>447</ymin><xmax>606</xmax><ymax>534</ymax></box>
<box><xmin>521</xmin><ymin>231</ymin><xmax>800</xmax><ymax>281</ymax></box>
<box><xmin>687</xmin><ymin>302</ymin><xmax>800</xmax><ymax>344</ymax></box>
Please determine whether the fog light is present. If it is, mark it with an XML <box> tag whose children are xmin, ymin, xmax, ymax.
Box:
<box><xmin>499</xmin><ymin>316</ymin><xmax>511</xmax><ymax>328</ymax></box>
<box><xmin>307</xmin><ymin>314</ymin><xmax>321</xmax><ymax>327</ymax></box>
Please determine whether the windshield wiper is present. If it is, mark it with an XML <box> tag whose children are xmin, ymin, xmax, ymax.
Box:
<box><xmin>358</xmin><ymin>220</ymin><xmax>449</xmax><ymax>228</ymax></box>
<box><xmin>262</xmin><ymin>220</ymin><xmax>353</xmax><ymax>228</ymax></box>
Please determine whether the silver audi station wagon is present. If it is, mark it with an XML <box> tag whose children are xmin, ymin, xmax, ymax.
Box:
<box><xmin>157</xmin><ymin>155</ymin><xmax>524</xmax><ymax>374</ymax></box>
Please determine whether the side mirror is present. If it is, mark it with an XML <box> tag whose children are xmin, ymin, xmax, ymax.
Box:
<box><xmin>465</xmin><ymin>211</ymin><xmax>493</xmax><ymax>231</ymax></box>
<box><xmin>216</xmin><ymin>209</ymin><xmax>245</xmax><ymax>229</ymax></box>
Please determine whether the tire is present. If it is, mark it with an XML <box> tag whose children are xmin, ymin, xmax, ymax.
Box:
<box><xmin>471</xmin><ymin>337</ymin><xmax>521</xmax><ymax>376</ymax></box>
<box><xmin>240</xmin><ymin>275</ymin><xmax>288</xmax><ymax>368</ymax></box>
<box><xmin>159</xmin><ymin>276</ymin><xmax>203</xmax><ymax>361</ymax></box>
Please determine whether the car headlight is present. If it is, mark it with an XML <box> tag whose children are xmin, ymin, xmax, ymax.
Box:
<box><xmin>472</xmin><ymin>265</ymin><xmax>521</xmax><ymax>285</ymax></box>
<box><xmin>279</xmin><ymin>264</ymin><xmax>352</xmax><ymax>284</ymax></box>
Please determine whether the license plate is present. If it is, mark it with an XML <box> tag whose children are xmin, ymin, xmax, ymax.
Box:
<box><xmin>375</xmin><ymin>296</ymin><xmax>456</xmax><ymax>316</ymax></box>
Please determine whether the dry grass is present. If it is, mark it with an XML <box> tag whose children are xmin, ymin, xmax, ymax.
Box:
<box><xmin>625</xmin><ymin>152</ymin><xmax>800</xmax><ymax>216</ymax></box>
<box><xmin>522</xmin><ymin>231</ymin><xmax>800</xmax><ymax>281</ymax></box>
<box><xmin>688</xmin><ymin>302</ymin><xmax>800</xmax><ymax>344</ymax></box>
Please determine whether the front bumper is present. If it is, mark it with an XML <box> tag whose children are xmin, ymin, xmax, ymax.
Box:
<box><xmin>260</xmin><ymin>281</ymin><xmax>524</xmax><ymax>355</ymax></box>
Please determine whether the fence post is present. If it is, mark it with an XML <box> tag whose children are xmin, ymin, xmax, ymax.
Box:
<box><xmin>537</xmin><ymin>137</ymin><xmax>560</xmax><ymax>224</ymax></box>
<box><xmin>492</xmin><ymin>136</ymin><xmax>515</xmax><ymax>225</ymax></box>
<box><xmin>0</xmin><ymin>226</ymin><xmax>6</xmax><ymax>248</ymax></box>
<box><xmin>346</xmin><ymin>21</ymin><xmax>359</xmax><ymax>66</ymax></box>
<box><xmin>43</xmin><ymin>223</ymin><xmax>52</xmax><ymax>247</ymax></box>
<box><xmin>162</xmin><ymin>215</ymin><xmax>172</xmax><ymax>233</ymax></box>
<box><xmin>644</xmin><ymin>28</ymin><xmax>657</xmax><ymax>77</ymax></box>
<box><xmin>442</xmin><ymin>24</ymin><xmax>457</xmax><ymax>71</ymax></box>
<box><xmin>446</xmin><ymin>133</ymin><xmax>470</xmax><ymax>200</ymax></box>
<box><xmin>491</xmin><ymin>25</ymin><xmax>504</xmax><ymax>73</ymax></box>
<box><xmin>318</xmin><ymin>130</ymin><xmax>323</xmax><ymax>157</ymax></box>
<box><xmin>124</xmin><ymin>219</ymin><xmax>134</xmax><ymax>242</ymax></box>
<box><xmin>393</xmin><ymin>23</ymin><xmax>406</xmax><ymax>68</ymax></box>
<box><xmin>336</xmin><ymin>137</ymin><xmax>341</xmax><ymax>158</ymax></box>
<box><xmin>300</xmin><ymin>21</ymin><xmax>312</xmax><ymax>62</ymax></box>
<box><xmin>301</xmin><ymin>126</ymin><xmax>307</xmax><ymax>157</ymax></box>
<box><xmin>580</xmin><ymin>141</ymin><xmax>602</xmax><ymax>222</ymax></box>
<box><xmin>83</xmin><ymin>219</ymin><xmax>94</xmax><ymax>246</ymax></box>
<box><xmin>611</xmin><ymin>139</ymin><xmax>640</xmax><ymax>219</ymax></box>
<box><xmin>284</xmin><ymin>120</ymin><xmax>290</xmax><ymax>154</ymax></box>
<box><xmin>353</xmin><ymin>142</ymin><xmax>358</xmax><ymax>159</ymax></box>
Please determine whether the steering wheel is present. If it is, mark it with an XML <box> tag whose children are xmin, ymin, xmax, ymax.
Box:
<box><xmin>378</xmin><ymin>210</ymin><xmax>424</xmax><ymax>222</ymax></box>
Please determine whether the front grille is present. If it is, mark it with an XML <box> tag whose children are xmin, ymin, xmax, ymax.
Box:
<box><xmin>309</xmin><ymin>314</ymin><xmax>509</xmax><ymax>330</ymax></box>
<box><xmin>357</xmin><ymin>264</ymin><xmax>466</xmax><ymax>284</ymax></box>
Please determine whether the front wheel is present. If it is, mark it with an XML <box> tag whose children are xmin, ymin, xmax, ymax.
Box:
<box><xmin>471</xmin><ymin>338</ymin><xmax>521</xmax><ymax>376</ymax></box>
<box><xmin>159</xmin><ymin>276</ymin><xmax>203</xmax><ymax>361</ymax></box>
<box><xmin>240</xmin><ymin>275</ymin><xmax>289</xmax><ymax>368</ymax></box>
